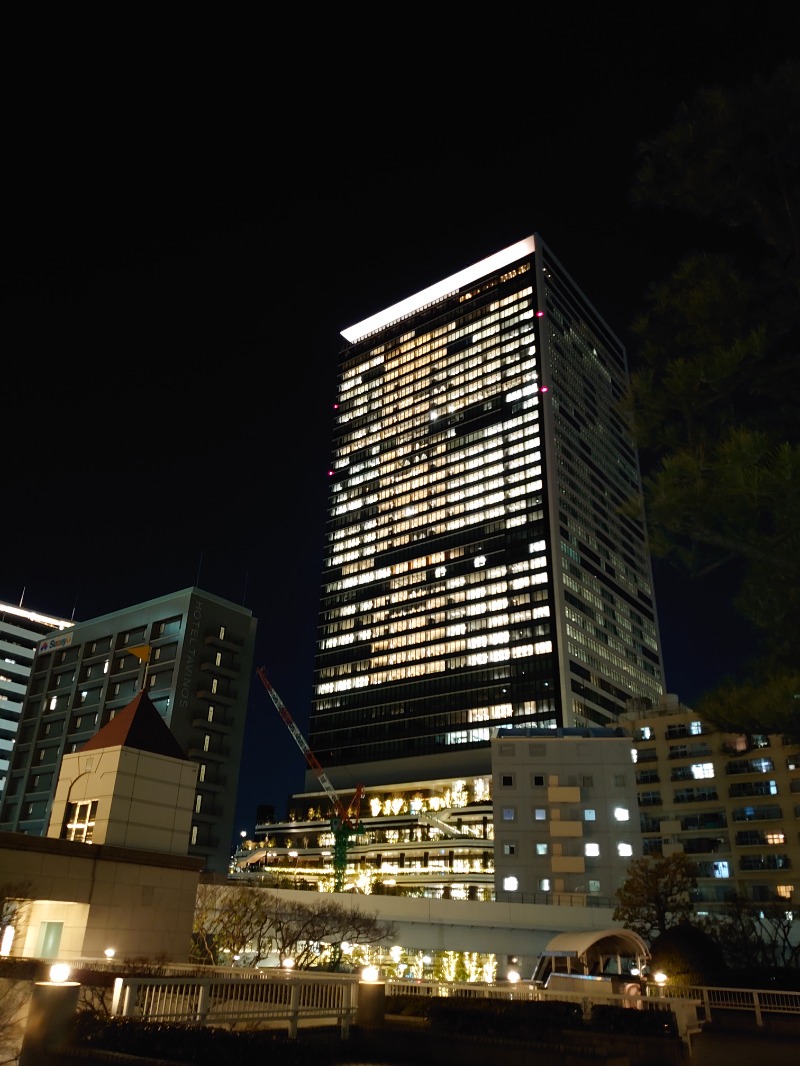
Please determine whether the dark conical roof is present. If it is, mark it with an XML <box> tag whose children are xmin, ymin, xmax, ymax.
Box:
<box><xmin>79</xmin><ymin>690</ymin><xmax>188</xmax><ymax>760</ymax></box>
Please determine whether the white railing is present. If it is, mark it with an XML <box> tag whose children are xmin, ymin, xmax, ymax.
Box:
<box><xmin>110</xmin><ymin>969</ymin><xmax>360</xmax><ymax>1038</ymax></box>
<box><xmin>105</xmin><ymin>970</ymin><xmax>800</xmax><ymax>1043</ymax></box>
<box><xmin>386</xmin><ymin>978</ymin><xmax>703</xmax><ymax>1045</ymax></box>
<box><xmin>386</xmin><ymin>977</ymin><xmax>800</xmax><ymax>1023</ymax></box>
<box><xmin>649</xmin><ymin>982</ymin><xmax>800</xmax><ymax>1026</ymax></box>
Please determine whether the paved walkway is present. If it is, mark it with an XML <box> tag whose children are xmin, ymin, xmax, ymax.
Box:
<box><xmin>690</xmin><ymin>1027</ymin><xmax>797</xmax><ymax>1065</ymax></box>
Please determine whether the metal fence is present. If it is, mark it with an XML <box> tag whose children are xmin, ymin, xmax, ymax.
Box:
<box><xmin>98</xmin><ymin>968</ymin><xmax>800</xmax><ymax>1042</ymax></box>
<box><xmin>110</xmin><ymin>969</ymin><xmax>360</xmax><ymax>1038</ymax></box>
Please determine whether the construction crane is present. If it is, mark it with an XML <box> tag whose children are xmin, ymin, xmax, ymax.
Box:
<box><xmin>256</xmin><ymin>667</ymin><xmax>365</xmax><ymax>893</ymax></box>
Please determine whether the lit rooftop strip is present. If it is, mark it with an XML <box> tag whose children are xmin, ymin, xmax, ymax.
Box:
<box><xmin>0</xmin><ymin>600</ymin><xmax>74</xmax><ymax>629</ymax></box>
<box><xmin>341</xmin><ymin>235</ymin><xmax>537</xmax><ymax>344</ymax></box>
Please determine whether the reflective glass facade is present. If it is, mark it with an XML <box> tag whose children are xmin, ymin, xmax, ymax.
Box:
<box><xmin>310</xmin><ymin>235</ymin><xmax>664</xmax><ymax>772</ymax></box>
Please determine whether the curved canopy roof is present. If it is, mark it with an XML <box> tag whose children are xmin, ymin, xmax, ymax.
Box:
<box><xmin>540</xmin><ymin>927</ymin><xmax>649</xmax><ymax>961</ymax></box>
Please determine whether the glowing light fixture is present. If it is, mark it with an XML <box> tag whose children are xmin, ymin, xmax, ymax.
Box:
<box><xmin>49</xmin><ymin>963</ymin><xmax>71</xmax><ymax>983</ymax></box>
<box><xmin>361</xmin><ymin>964</ymin><xmax>380</xmax><ymax>982</ymax></box>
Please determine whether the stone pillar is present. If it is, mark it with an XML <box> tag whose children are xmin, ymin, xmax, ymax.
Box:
<box><xmin>19</xmin><ymin>980</ymin><xmax>80</xmax><ymax>1066</ymax></box>
<box><xmin>357</xmin><ymin>978</ymin><xmax>386</xmax><ymax>1027</ymax></box>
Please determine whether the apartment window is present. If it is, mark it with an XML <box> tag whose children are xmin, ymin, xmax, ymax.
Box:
<box><xmin>219</xmin><ymin>626</ymin><xmax>226</xmax><ymax>640</ymax></box>
<box><xmin>536</xmin><ymin>843</ymin><xmax>548</xmax><ymax>855</ymax></box>
<box><xmin>613</xmin><ymin>774</ymin><xmax>625</xmax><ymax>787</ymax></box>
<box><xmin>585</xmin><ymin>843</ymin><xmax>600</xmax><ymax>857</ymax></box>
<box><xmin>503</xmin><ymin>876</ymin><xmax>519</xmax><ymax>891</ymax></box>
<box><xmin>502</xmin><ymin>807</ymin><xmax>516</xmax><ymax>822</ymax></box>
<box><xmin>503</xmin><ymin>843</ymin><xmax>516</xmax><ymax>855</ymax></box>
<box><xmin>766</xmin><ymin>831</ymin><xmax>786</xmax><ymax>845</ymax></box>
<box><xmin>211</xmin><ymin>679</ymin><xmax>218</xmax><ymax>694</ymax></box>
<box><xmin>199</xmin><ymin>764</ymin><xmax>206</xmax><ymax>782</ymax></box>
<box><xmin>737</xmin><ymin>830</ymin><xmax>764</xmax><ymax>845</ymax></box>
<box><xmin>501</xmin><ymin>774</ymin><xmax>515</xmax><ymax>787</ymax></box>
<box><xmin>531</xmin><ymin>774</ymin><xmax>545</xmax><ymax>787</ymax></box>
<box><xmin>614</xmin><ymin>807</ymin><xmax>630</xmax><ymax>821</ymax></box>
<box><xmin>195</xmin><ymin>795</ymin><xmax>202</xmax><ymax>814</ymax></box>
<box><xmin>584</xmin><ymin>809</ymin><xmax>596</xmax><ymax>821</ymax></box>
<box><xmin>581</xmin><ymin>775</ymin><xmax>594</xmax><ymax>787</ymax></box>
<box><xmin>62</xmin><ymin>799</ymin><xmax>98</xmax><ymax>842</ymax></box>
<box><xmin>203</xmin><ymin>735</ymin><xmax>210</xmax><ymax>752</ymax></box>
<box><xmin>588</xmin><ymin>880</ymin><xmax>600</xmax><ymax>893</ymax></box>
<box><xmin>534</xmin><ymin>808</ymin><xmax>546</xmax><ymax>821</ymax></box>
<box><xmin>539</xmin><ymin>878</ymin><xmax>551</xmax><ymax>892</ymax></box>
<box><xmin>207</xmin><ymin>707</ymin><xmax>215</xmax><ymax>723</ymax></box>
<box><xmin>617</xmin><ymin>843</ymin><xmax>633</xmax><ymax>857</ymax></box>
<box><xmin>149</xmin><ymin>673</ymin><xmax>157</xmax><ymax>688</ymax></box>
<box><xmin>153</xmin><ymin>647</ymin><xmax>161</xmax><ymax>662</ymax></box>
<box><xmin>191</xmin><ymin>826</ymin><xmax>198</xmax><ymax>845</ymax></box>
<box><xmin>215</xmin><ymin>652</ymin><xmax>222</xmax><ymax>667</ymax></box>
<box><xmin>776</xmin><ymin>885</ymin><xmax>793</xmax><ymax>899</ymax></box>
<box><xmin>691</xmin><ymin>763</ymin><xmax>714</xmax><ymax>779</ymax></box>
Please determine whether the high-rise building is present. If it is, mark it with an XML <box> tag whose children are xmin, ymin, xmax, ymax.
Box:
<box><xmin>0</xmin><ymin>587</ymin><xmax>256</xmax><ymax>874</ymax></box>
<box><xmin>0</xmin><ymin>600</ymin><xmax>74</xmax><ymax>801</ymax></box>
<box><xmin>309</xmin><ymin>234</ymin><xmax>665</xmax><ymax>787</ymax></box>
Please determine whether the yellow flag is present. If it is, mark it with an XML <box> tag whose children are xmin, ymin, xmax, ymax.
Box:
<box><xmin>127</xmin><ymin>644</ymin><xmax>152</xmax><ymax>663</ymax></box>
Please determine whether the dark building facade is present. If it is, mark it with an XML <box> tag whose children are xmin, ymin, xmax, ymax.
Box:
<box><xmin>0</xmin><ymin>587</ymin><xmax>256</xmax><ymax>874</ymax></box>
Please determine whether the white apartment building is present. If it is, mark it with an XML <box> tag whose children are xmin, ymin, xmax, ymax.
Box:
<box><xmin>622</xmin><ymin>694</ymin><xmax>800</xmax><ymax>904</ymax></box>
<box><xmin>492</xmin><ymin>729</ymin><xmax>641</xmax><ymax>904</ymax></box>
<box><xmin>0</xmin><ymin>599</ymin><xmax>73</xmax><ymax>801</ymax></box>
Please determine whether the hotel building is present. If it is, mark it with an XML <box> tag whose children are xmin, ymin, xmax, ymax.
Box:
<box><xmin>0</xmin><ymin>587</ymin><xmax>256</xmax><ymax>874</ymax></box>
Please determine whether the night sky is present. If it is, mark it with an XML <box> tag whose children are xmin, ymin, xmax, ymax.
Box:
<box><xmin>3</xmin><ymin>11</ymin><xmax>795</xmax><ymax>840</ymax></box>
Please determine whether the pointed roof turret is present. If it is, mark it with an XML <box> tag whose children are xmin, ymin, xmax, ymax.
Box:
<box><xmin>80</xmin><ymin>690</ymin><xmax>188</xmax><ymax>760</ymax></box>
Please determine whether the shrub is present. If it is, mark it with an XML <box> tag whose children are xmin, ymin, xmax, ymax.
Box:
<box><xmin>426</xmin><ymin>996</ymin><xmax>583</xmax><ymax>1037</ymax></box>
<box><xmin>589</xmin><ymin>1003</ymin><xmax>678</xmax><ymax>1039</ymax></box>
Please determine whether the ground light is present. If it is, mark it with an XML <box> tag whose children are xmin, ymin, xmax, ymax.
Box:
<box><xmin>19</xmin><ymin>962</ymin><xmax>80</xmax><ymax>1066</ymax></box>
<box><xmin>357</xmin><ymin>964</ymin><xmax>385</xmax><ymax>1028</ymax></box>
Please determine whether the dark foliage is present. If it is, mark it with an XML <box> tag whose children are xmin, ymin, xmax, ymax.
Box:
<box><xmin>67</xmin><ymin>1010</ymin><xmax>343</xmax><ymax>1065</ymax></box>
<box><xmin>426</xmin><ymin>996</ymin><xmax>582</xmax><ymax>1037</ymax></box>
<box><xmin>590</xmin><ymin>1003</ymin><xmax>678</xmax><ymax>1039</ymax></box>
